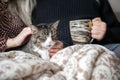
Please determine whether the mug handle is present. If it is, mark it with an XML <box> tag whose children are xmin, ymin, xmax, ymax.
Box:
<box><xmin>88</xmin><ymin>20</ymin><xmax>94</xmax><ymax>44</ymax></box>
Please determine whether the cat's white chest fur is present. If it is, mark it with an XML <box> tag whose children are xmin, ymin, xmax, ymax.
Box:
<box><xmin>33</xmin><ymin>45</ymin><xmax>50</xmax><ymax>60</ymax></box>
<box><xmin>33</xmin><ymin>35</ymin><xmax>55</xmax><ymax>60</ymax></box>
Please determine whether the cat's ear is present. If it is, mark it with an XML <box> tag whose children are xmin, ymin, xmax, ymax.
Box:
<box><xmin>51</xmin><ymin>20</ymin><xmax>60</xmax><ymax>29</ymax></box>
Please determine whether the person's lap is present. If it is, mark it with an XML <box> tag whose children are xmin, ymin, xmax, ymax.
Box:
<box><xmin>103</xmin><ymin>43</ymin><xmax>120</xmax><ymax>58</ymax></box>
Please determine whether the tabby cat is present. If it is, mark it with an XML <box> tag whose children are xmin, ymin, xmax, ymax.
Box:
<box><xmin>21</xmin><ymin>20</ymin><xmax>60</xmax><ymax>60</ymax></box>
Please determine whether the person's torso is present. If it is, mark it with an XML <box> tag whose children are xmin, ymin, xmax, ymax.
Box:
<box><xmin>32</xmin><ymin>0</ymin><xmax>101</xmax><ymax>24</ymax></box>
<box><xmin>32</xmin><ymin>0</ymin><xmax>102</xmax><ymax>46</ymax></box>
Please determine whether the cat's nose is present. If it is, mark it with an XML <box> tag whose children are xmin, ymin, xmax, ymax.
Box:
<box><xmin>48</xmin><ymin>44</ymin><xmax>52</xmax><ymax>47</ymax></box>
<box><xmin>48</xmin><ymin>42</ymin><xmax>55</xmax><ymax>47</ymax></box>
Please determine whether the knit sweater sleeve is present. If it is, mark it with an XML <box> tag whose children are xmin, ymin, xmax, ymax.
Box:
<box><xmin>0</xmin><ymin>2</ymin><xmax>7</xmax><ymax>51</ymax></box>
<box><xmin>94</xmin><ymin>0</ymin><xmax>120</xmax><ymax>44</ymax></box>
<box><xmin>0</xmin><ymin>37</ymin><xmax>8</xmax><ymax>52</ymax></box>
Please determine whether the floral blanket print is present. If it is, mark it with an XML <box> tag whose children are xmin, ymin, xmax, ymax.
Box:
<box><xmin>0</xmin><ymin>44</ymin><xmax>120</xmax><ymax>80</ymax></box>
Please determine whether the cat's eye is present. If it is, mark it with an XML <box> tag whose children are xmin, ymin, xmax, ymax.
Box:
<box><xmin>42</xmin><ymin>30</ymin><xmax>49</xmax><ymax>35</ymax></box>
<box><xmin>39</xmin><ymin>37</ymin><xmax>46</xmax><ymax>41</ymax></box>
<box><xmin>36</xmin><ymin>35</ymin><xmax>45</xmax><ymax>41</ymax></box>
<box><xmin>51</xmin><ymin>30</ymin><xmax>56</xmax><ymax>35</ymax></box>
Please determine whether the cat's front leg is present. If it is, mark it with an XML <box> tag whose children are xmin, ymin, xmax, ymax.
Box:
<box><xmin>39</xmin><ymin>50</ymin><xmax>50</xmax><ymax>60</ymax></box>
<box><xmin>32</xmin><ymin>45</ymin><xmax>50</xmax><ymax>60</ymax></box>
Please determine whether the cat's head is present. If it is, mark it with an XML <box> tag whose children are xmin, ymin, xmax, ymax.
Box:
<box><xmin>32</xmin><ymin>20</ymin><xmax>60</xmax><ymax>49</ymax></box>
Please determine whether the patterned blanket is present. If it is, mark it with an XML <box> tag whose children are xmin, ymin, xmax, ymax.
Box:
<box><xmin>0</xmin><ymin>44</ymin><xmax>120</xmax><ymax>80</ymax></box>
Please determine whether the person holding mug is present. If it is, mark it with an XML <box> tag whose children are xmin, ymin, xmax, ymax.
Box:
<box><xmin>32</xmin><ymin>0</ymin><xmax>120</xmax><ymax>57</ymax></box>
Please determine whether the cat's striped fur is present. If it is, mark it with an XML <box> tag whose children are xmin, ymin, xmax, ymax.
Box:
<box><xmin>21</xmin><ymin>20</ymin><xmax>60</xmax><ymax>60</ymax></box>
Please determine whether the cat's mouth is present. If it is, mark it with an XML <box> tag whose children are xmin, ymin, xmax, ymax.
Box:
<box><xmin>46</xmin><ymin>43</ymin><xmax>56</xmax><ymax>49</ymax></box>
<box><xmin>42</xmin><ymin>42</ymin><xmax>56</xmax><ymax>49</ymax></box>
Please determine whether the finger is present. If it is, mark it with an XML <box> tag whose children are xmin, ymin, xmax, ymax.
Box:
<box><xmin>49</xmin><ymin>48</ymin><xmax>63</xmax><ymax>57</ymax></box>
<box><xmin>49</xmin><ymin>49</ymin><xmax>59</xmax><ymax>57</ymax></box>
<box><xmin>91</xmin><ymin>29</ymin><xmax>103</xmax><ymax>35</ymax></box>
<box><xmin>91</xmin><ymin>34</ymin><xmax>103</xmax><ymax>40</ymax></box>
<box><xmin>92</xmin><ymin>23</ymin><xmax>106</xmax><ymax>31</ymax></box>
<box><xmin>92</xmin><ymin>17</ymin><xmax>101</xmax><ymax>22</ymax></box>
<box><xmin>92</xmin><ymin>25</ymin><xmax>102</xmax><ymax>31</ymax></box>
<box><xmin>52</xmin><ymin>41</ymin><xmax>63</xmax><ymax>49</ymax></box>
<box><xmin>91</xmin><ymin>25</ymin><xmax>106</xmax><ymax>34</ymax></box>
<box><xmin>91</xmin><ymin>29</ymin><xmax>105</xmax><ymax>40</ymax></box>
<box><xmin>20</xmin><ymin>28</ymin><xmax>32</xmax><ymax>37</ymax></box>
<box><xmin>25</xmin><ymin>27</ymin><xmax>33</xmax><ymax>34</ymax></box>
<box><xmin>92</xmin><ymin>21</ymin><xmax>101</xmax><ymax>26</ymax></box>
<box><xmin>50</xmin><ymin>45</ymin><xmax>62</xmax><ymax>53</ymax></box>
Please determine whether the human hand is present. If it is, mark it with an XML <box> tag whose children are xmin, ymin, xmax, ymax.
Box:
<box><xmin>6</xmin><ymin>27</ymin><xmax>32</xmax><ymax>49</ymax></box>
<box><xmin>49</xmin><ymin>41</ymin><xmax>63</xmax><ymax>57</ymax></box>
<box><xmin>91</xmin><ymin>17</ymin><xmax>107</xmax><ymax>41</ymax></box>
